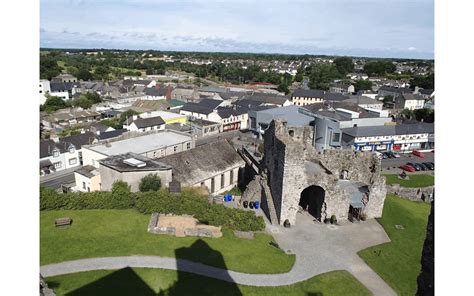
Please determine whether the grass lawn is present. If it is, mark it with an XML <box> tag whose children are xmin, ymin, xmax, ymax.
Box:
<box><xmin>383</xmin><ymin>174</ymin><xmax>434</xmax><ymax>188</ymax></box>
<box><xmin>46</xmin><ymin>268</ymin><xmax>370</xmax><ymax>296</ymax></box>
<box><xmin>41</xmin><ymin>209</ymin><xmax>294</xmax><ymax>274</ymax></box>
<box><xmin>358</xmin><ymin>195</ymin><xmax>431</xmax><ymax>295</ymax></box>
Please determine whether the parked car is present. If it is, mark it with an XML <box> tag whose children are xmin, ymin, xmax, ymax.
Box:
<box><xmin>423</xmin><ymin>162</ymin><xmax>434</xmax><ymax>170</ymax></box>
<box><xmin>381</xmin><ymin>152</ymin><xmax>389</xmax><ymax>159</ymax></box>
<box><xmin>417</xmin><ymin>163</ymin><xmax>428</xmax><ymax>171</ymax></box>
<box><xmin>393</xmin><ymin>152</ymin><xmax>401</xmax><ymax>158</ymax></box>
<box><xmin>407</xmin><ymin>162</ymin><xmax>421</xmax><ymax>171</ymax></box>
<box><xmin>399</xmin><ymin>165</ymin><xmax>416</xmax><ymax>172</ymax></box>
<box><xmin>374</xmin><ymin>151</ymin><xmax>383</xmax><ymax>159</ymax></box>
<box><xmin>412</xmin><ymin>150</ymin><xmax>425</xmax><ymax>158</ymax></box>
<box><xmin>428</xmin><ymin>162</ymin><xmax>434</xmax><ymax>169</ymax></box>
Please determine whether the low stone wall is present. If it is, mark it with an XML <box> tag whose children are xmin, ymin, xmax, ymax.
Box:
<box><xmin>147</xmin><ymin>213</ymin><xmax>222</xmax><ymax>238</ymax></box>
<box><xmin>386</xmin><ymin>184</ymin><xmax>434</xmax><ymax>202</ymax></box>
<box><xmin>147</xmin><ymin>213</ymin><xmax>176</xmax><ymax>236</ymax></box>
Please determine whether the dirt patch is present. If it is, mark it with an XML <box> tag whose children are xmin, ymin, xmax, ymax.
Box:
<box><xmin>151</xmin><ymin>214</ymin><xmax>222</xmax><ymax>238</ymax></box>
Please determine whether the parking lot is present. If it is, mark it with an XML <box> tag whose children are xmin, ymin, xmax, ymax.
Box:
<box><xmin>381</xmin><ymin>151</ymin><xmax>435</xmax><ymax>174</ymax></box>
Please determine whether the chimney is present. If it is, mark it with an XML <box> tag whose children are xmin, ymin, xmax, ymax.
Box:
<box><xmin>132</xmin><ymin>115</ymin><xmax>138</xmax><ymax>120</ymax></box>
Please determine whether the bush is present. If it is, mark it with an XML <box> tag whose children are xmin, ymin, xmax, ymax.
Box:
<box><xmin>40</xmin><ymin>186</ymin><xmax>265</xmax><ymax>231</ymax></box>
<box><xmin>139</xmin><ymin>174</ymin><xmax>162</xmax><ymax>192</ymax></box>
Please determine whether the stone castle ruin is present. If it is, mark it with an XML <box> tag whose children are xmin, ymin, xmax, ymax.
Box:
<box><xmin>243</xmin><ymin>120</ymin><xmax>386</xmax><ymax>226</ymax></box>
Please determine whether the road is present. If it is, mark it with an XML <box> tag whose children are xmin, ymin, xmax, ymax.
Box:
<box><xmin>381</xmin><ymin>151</ymin><xmax>434</xmax><ymax>173</ymax></box>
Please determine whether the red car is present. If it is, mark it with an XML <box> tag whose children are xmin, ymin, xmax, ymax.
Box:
<box><xmin>412</xmin><ymin>150</ymin><xmax>425</xmax><ymax>158</ymax></box>
<box><xmin>399</xmin><ymin>165</ymin><xmax>416</xmax><ymax>172</ymax></box>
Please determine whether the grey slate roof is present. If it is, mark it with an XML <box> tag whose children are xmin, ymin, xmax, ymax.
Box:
<box><xmin>378</xmin><ymin>86</ymin><xmax>412</xmax><ymax>94</ymax></box>
<box><xmin>292</xmin><ymin>89</ymin><xmax>326</xmax><ymax>98</ymax></box>
<box><xmin>322</xmin><ymin>93</ymin><xmax>350</xmax><ymax>101</ymax></box>
<box><xmin>400</xmin><ymin>93</ymin><xmax>425</xmax><ymax>101</ymax></box>
<box><xmin>50</xmin><ymin>82</ymin><xmax>79</xmax><ymax>92</ymax></box>
<box><xmin>241</xmin><ymin>93</ymin><xmax>290</xmax><ymax>106</ymax></box>
<box><xmin>97</xmin><ymin>129</ymin><xmax>127</xmax><ymax>140</ymax></box>
<box><xmin>341</xmin><ymin>123</ymin><xmax>434</xmax><ymax>138</ymax></box>
<box><xmin>131</xmin><ymin>116</ymin><xmax>165</xmax><ymax>128</ymax></box>
<box><xmin>216</xmin><ymin>106</ymin><xmax>248</xmax><ymax>118</ymax></box>
<box><xmin>60</xmin><ymin>132</ymin><xmax>96</xmax><ymax>149</ymax></box>
<box><xmin>159</xmin><ymin>140</ymin><xmax>245</xmax><ymax>185</ymax></box>
<box><xmin>181</xmin><ymin>99</ymin><xmax>222</xmax><ymax>115</ymax></box>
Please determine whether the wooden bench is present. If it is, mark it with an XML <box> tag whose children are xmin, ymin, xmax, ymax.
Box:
<box><xmin>55</xmin><ymin>217</ymin><xmax>72</xmax><ymax>227</ymax></box>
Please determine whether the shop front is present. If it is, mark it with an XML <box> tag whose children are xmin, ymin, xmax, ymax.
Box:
<box><xmin>354</xmin><ymin>140</ymin><xmax>394</xmax><ymax>152</ymax></box>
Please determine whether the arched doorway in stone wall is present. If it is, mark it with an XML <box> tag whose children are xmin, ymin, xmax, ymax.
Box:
<box><xmin>299</xmin><ymin>185</ymin><xmax>325</xmax><ymax>221</ymax></box>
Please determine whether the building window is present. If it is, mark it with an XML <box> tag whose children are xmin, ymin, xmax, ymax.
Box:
<box><xmin>173</xmin><ymin>146</ymin><xmax>178</xmax><ymax>152</ymax></box>
<box><xmin>53</xmin><ymin>150</ymin><xmax>60</xmax><ymax>157</ymax></box>
<box><xmin>332</xmin><ymin>132</ymin><xmax>340</xmax><ymax>142</ymax></box>
<box><xmin>186</xmin><ymin>142</ymin><xmax>191</xmax><ymax>149</ymax></box>
<box><xmin>82</xmin><ymin>182</ymin><xmax>86</xmax><ymax>189</ymax></box>
<box><xmin>68</xmin><ymin>158</ymin><xmax>77</xmax><ymax>165</ymax></box>
<box><xmin>211</xmin><ymin>178</ymin><xmax>215</xmax><ymax>193</ymax></box>
<box><xmin>53</xmin><ymin>162</ymin><xmax>62</xmax><ymax>169</ymax></box>
<box><xmin>230</xmin><ymin>170</ymin><xmax>234</xmax><ymax>184</ymax></box>
<box><xmin>221</xmin><ymin>174</ymin><xmax>225</xmax><ymax>189</ymax></box>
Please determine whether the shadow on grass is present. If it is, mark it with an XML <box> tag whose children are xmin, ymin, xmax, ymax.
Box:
<box><xmin>158</xmin><ymin>239</ymin><xmax>242</xmax><ymax>296</ymax></box>
<box><xmin>65</xmin><ymin>267</ymin><xmax>155</xmax><ymax>296</ymax></box>
<box><xmin>63</xmin><ymin>239</ymin><xmax>242</xmax><ymax>296</ymax></box>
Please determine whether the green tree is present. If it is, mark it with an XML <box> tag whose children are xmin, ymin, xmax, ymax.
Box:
<box><xmin>308</xmin><ymin>63</ymin><xmax>341</xmax><ymax>90</ymax></box>
<box><xmin>414</xmin><ymin>108</ymin><xmax>434</xmax><ymax>123</ymax></box>
<box><xmin>93</xmin><ymin>65</ymin><xmax>110</xmax><ymax>80</ymax></box>
<box><xmin>364</xmin><ymin>60</ymin><xmax>396</xmax><ymax>76</ymax></box>
<box><xmin>100</xmin><ymin>118</ymin><xmax>123</xmax><ymax>129</ymax></box>
<box><xmin>41</xmin><ymin>95</ymin><xmax>70</xmax><ymax>112</ymax></box>
<box><xmin>383</xmin><ymin>95</ymin><xmax>394</xmax><ymax>103</ymax></box>
<box><xmin>333</xmin><ymin>57</ymin><xmax>354</xmax><ymax>75</ymax></box>
<box><xmin>409</xmin><ymin>73</ymin><xmax>434</xmax><ymax>90</ymax></box>
<box><xmin>400</xmin><ymin>108</ymin><xmax>416</xmax><ymax>120</ymax></box>
<box><xmin>139</xmin><ymin>174</ymin><xmax>162</xmax><ymax>192</ymax></box>
<box><xmin>84</xmin><ymin>92</ymin><xmax>102</xmax><ymax>104</ymax></box>
<box><xmin>77</xmin><ymin>68</ymin><xmax>93</xmax><ymax>81</ymax></box>
<box><xmin>294</xmin><ymin>68</ymin><xmax>304</xmax><ymax>82</ymax></box>
<box><xmin>354</xmin><ymin>80</ymin><xmax>373</xmax><ymax>92</ymax></box>
<box><xmin>119</xmin><ymin>109</ymin><xmax>140</xmax><ymax>123</ymax></box>
<box><xmin>72</xmin><ymin>96</ymin><xmax>93</xmax><ymax>109</ymax></box>
<box><xmin>111</xmin><ymin>180</ymin><xmax>131</xmax><ymax>196</ymax></box>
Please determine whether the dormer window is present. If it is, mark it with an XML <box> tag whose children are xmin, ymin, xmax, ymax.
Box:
<box><xmin>69</xmin><ymin>146</ymin><xmax>75</xmax><ymax>153</ymax></box>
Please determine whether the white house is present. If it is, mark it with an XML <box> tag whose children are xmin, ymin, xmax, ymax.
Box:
<box><xmin>39</xmin><ymin>80</ymin><xmax>51</xmax><ymax>105</ymax></box>
<box><xmin>124</xmin><ymin>116</ymin><xmax>166</xmax><ymax>132</ymax></box>
<box><xmin>395</xmin><ymin>93</ymin><xmax>425</xmax><ymax>110</ymax></box>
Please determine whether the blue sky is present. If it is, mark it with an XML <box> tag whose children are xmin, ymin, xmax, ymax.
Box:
<box><xmin>40</xmin><ymin>0</ymin><xmax>434</xmax><ymax>59</ymax></box>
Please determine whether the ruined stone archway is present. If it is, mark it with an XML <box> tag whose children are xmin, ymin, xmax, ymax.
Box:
<box><xmin>299</xmin><ymin>185</ymin><xmax>326</xmax><ymax>221</ymax></box>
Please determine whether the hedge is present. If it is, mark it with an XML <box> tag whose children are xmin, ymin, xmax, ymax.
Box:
<box><xmin>40</xmin><ymin>187</ymin><xmax>265</xmax><ymax>231</ymax></box>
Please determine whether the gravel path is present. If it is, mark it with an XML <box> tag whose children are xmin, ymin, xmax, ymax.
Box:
<box><xmin>41</xmin><ymin>214</ymin><xmax>397</xmax><ymax>295</ymax></box>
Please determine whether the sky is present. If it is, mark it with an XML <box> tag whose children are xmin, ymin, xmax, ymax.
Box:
<box><xmin>40</xmin><ymin>0</ymin><xmax>434</xmax><ymax>59</ymax></box>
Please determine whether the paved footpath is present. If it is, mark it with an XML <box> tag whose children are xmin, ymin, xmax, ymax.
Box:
<box><xmin>41</xmin><ymin>214</ymin><xmax>397</xmax><ymax>295</ymax></box>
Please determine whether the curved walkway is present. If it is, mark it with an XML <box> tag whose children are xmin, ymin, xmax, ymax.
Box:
<box><xmin>40</xmin><ymin>215</ymin><xmax>396</xmax><ymax>295</ymax></box>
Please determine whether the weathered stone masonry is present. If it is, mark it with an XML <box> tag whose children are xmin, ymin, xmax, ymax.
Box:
<box><xmin>243</xmin><ymin>120</ymin><xmax>387</xmax><ymax>225</ymax></box>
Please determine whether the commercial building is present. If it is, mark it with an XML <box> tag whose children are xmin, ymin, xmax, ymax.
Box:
<box><xmin>341</xmin><ymin>123</ymin><xmax>434</xmax><ymax>152</ymax></box>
